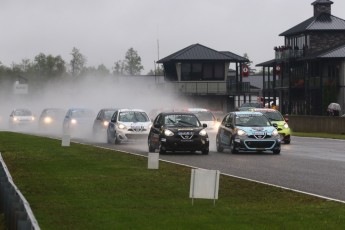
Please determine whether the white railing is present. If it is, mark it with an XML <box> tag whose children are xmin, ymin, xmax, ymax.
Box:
<box><xmin>164</xmin><ymin>81</ymin><xmax>250</xmax><ymax>95</ymax></box>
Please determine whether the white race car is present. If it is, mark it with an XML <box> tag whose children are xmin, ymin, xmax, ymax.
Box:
<box><xmin>9</xmin><ymin>108</ymin><xmax>36</xmax><ymax>130</ymax></box>
<box><xmin>107</xmin><ymin>109</ymin><xmax>152</xmax><ymax>144</ymax></box>
<box><xmin>185</xmin><ymin>108</ymin><xmax>220</xmax><ymax>131</ymax></box>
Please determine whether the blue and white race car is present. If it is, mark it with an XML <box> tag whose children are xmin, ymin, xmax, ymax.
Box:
<box><xmin>216</xmin><ymin>111</ymin><xmax>281</xmax><ymax>154</ymax></box>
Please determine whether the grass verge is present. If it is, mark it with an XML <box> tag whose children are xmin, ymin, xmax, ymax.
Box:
<box><xmin>0</xmin><ymin>132</ymin><xmax>345</xmax><ymax>229</ymax></box>
<box><xmin>293</xmin><ymin>132</ymin><xmax>345</xmax><ymax>140</ymax></box>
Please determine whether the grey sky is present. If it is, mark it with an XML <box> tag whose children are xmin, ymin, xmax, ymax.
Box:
<box><xmin>1</xmin><ymin>0</ymin><xmax>345</xmax><ymax>73</ymax></box>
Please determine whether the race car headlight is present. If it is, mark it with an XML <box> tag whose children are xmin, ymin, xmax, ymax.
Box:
<box><xmin>103</xmin><ymin>121</ymin><xmax>109</xmax><ymax>127</ymax></box>
<box><xmin>237</xmin><ymin>129</ymin><xmax>247</xmax><ymax>136</ymax></box>
<box><xmin>31</xmin><ymin>116</ymin><xmax>35</xmax><ymax>121</ymax></box>
<box><xmin>118</xmin><ymin>123</ymin><xmax>126</xmax><ymax>129</ymax></box>
<box><xmin>13</xmin><ymin>117</ymin><xmax>19</xmax><ymax>122</ymax></box>
<box><xmin>199</xmin><ymin>129</ymin><xmax>207</xmax><ymax>136</ymax></box>
<box><xmin>272</xmin><ymin>129</ymin><xmax>279</xmax><ymax>136</ymax></box>
<box><xmin>283</xmin><ymin>123</ymin><xmax>289</xmax><ymax>129</ymax></box>
<box><xmin>215</xmin><ymin>122</ymin><xmax>221</xmax><ymax>129</ymax></box>
<box><xmin>44</xmin><ymin>117</ymin><xmax>52</xmax><ymax>124</ymax></box>
<box><xmin>164</xmin><ymin>129</ymin><xmax>174</xmax><ymax>137</ymax></box>
<box><xmin>70</xmin><ymin>119</ymin><xmax>77</xmax><ymax>125</ymax></box>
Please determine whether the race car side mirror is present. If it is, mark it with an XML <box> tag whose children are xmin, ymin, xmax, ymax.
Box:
<box><xmin>203</xmin><ymin>123</ymin><xmax>207</xmax><ymax>128</ymax></box>
<box><xmin>154</xmin><ymin>124</ymin><xmax>161</xmax><ymax>129</ymax></box>
<box><xmin>272</xmin><ymin>123</ymin><xmax>278</xmax><ymax>128</ymax></box>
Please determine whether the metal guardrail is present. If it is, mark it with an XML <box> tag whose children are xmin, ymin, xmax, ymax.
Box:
<box><xmin>0</xmin><ymin>153</ymin><xmax>40</xmax><ymax>230</ymax></box>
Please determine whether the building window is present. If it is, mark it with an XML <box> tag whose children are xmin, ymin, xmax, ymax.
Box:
<box><xmin>181</xmin><ymin>63</ymin><xmax>191</xmax><ymax>81</ymax></box>
<box><xmin>202</xmin><ymin>63</ymin><xmax>213</xmax><ymax>80</ymax></box>
<box><xmin>181</xmin><ymin>62</ymin><xmax>225</xmax><ymax>81</ymax></box>
<box><xmin>191</xmin><ymin>63</ymin><xmax>202</xmax><ymax>80</ymax></box>
<box><xmin>214</xmin><ymin>63</ymin><xmax>224</xmax><ymax>80</ymax></box>
<box><xmin>286</xmin><ymin>35</ymin><xmax>307</xmax><ymax>50</ymax></box>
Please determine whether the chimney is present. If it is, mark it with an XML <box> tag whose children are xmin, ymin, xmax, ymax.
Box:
<box><xmin>311</xmin><ymin>0</ymin><xmax>333</xmax><ymax>17</ymax></box>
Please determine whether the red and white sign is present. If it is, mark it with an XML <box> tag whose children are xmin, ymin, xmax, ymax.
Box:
<box><xmin>242</xmin><ymin>64</ymin><xmax>249</xmax><ymax>77</ymax></box>
<box><xmin>275</xmin><ymin>64</ymin><xmax>281</xmax><ymax>75</ymax></box>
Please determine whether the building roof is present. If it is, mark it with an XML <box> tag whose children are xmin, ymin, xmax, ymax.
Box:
<box><xmin>318</xmin><ymin>43</ymin><xmax>345</xmax><ymax>58</ymax></box>
<box><xmin>220</xmin><ymin>51</ymin><xmax>248</xmax><ymax>62</ymax></box>
<box><xmin>255</xmin><ymin>59</ymin><xmax>276</xmax><ymax>67</ymax></box>
<box><xmin>311</xmin><ymin>0</ymin><xmax>333</xmax><ymax>6</ymax></box>
<box><xmin>279</xmin><ymin>13</ymin><xmax>345</xmax><ymax>36</ymax></box>
<box><xmin>310</xmin><ymin>42</ymin><xmax>345</xmax><ymax>58</ymax></box>
<box><xmin>157</xmin><ymin>43</ymin><xmax>248</xmax><ymax>63</ymax></box>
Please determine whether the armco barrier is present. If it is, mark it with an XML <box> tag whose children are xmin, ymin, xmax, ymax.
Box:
<box><xmin>288</xmin><ymin>115</ymin><xmax>345</xmax><ymax>134</ymax></box>
<box><xmin>0</xmin><ymin>153</ymin><xmax>40</xmax><ymax>230</ymax></box>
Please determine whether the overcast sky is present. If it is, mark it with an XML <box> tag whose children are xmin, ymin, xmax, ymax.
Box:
<box><xmin>1</xmin><ymin>0</ymin><xmax>345</xmax><ymax>73</ymax></box>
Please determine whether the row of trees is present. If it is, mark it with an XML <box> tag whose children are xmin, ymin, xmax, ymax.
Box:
<box><xmin>0</xmin><ymin>47</ymin><xmax>160</xmax><ymax>84</ymax></box>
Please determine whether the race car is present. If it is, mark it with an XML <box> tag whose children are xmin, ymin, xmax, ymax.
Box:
<box><xmin>9</xmin><ymin>108</ymin><xmax>36</xmax><ymax>130</ymax></box>
<box><xmin>107</xmin><ymin>109</ymin><xmax>152</xmax><ymax>144</ymax></box>
<box><xmin>216</xmin><ymin>111</ymin><xmax>281</xmax><ymax>154</ymax></box>
<box><xmin>250</xmin><ymin>108</ymin><xmax>291</xmax><ymax>144</ymax></box>
<box><xmin>148</xmin><ymin>112</ymin><xmax>209</xmax><ymax>154</ymax></box>
<box><xmin>92</xmin><ymin>108</ymin><xmax>118</xmax><ymax>135</ymax></box>
<box><xmin>63</xmin><ymin>108</ymin><xmax>95</xmax><ymax>136</ymax></box>
<box><xmin>184</xmin><ymin>108</ymin><xmax>220</xmax><ymax>131</ymax></box>
<box><xmin>38</xmin><ymin>108</ymin><xmax>66</xmax><ymax>132</ymax></box>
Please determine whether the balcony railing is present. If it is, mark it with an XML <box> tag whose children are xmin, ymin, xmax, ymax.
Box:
<box><xmin>275</xmin><ymin>48</ymin><xmax>303</xmax><ymax>60</ymax></box>
<box><xmin>163</xmin><ymin>81</ymin><xmax>251</xmax><ymax>95</ymax></box>
<box><xmin>264</xmin><ymin>78</ymin><xmax>327</xmax><ymax>89</ymax></box>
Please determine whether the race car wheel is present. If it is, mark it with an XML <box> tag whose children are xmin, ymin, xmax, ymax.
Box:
<box><xmin>230</xmin><ymin>138</ymin><xmax>238</xmax><ymax>154</ymax></box>
<box><xmin>107</xmin><ymin>131</ymin><xmax>114</xmax><ymax>144</ymax></box>
<box><xmin>202</xmin><ymin>149</ymin><xmax>209</xmax><ymax>155</ymax></box>
<box><xmin>159</xmin><ymin>144</ymin><xmax>166</xmax><ymax>154</ymax></box>
<box><xmin>273</xmin><ymin>149</ymin><xmax>281</xmax><ymax>154</ymax></box>
<box><xmin>107</xmin><ymin>135</ymin><xmax>111</xmax><ymax>144</ymax></box>
<box><xmin>148</xmin><ymin>141</ymin><xmax>155</xmax><ymax>153</ymax></box>
<box><xmin>114</xmin><ymin>136</ymin><xmax>120</xmax><ymax>145</ymax></box>
<box><xmin>216</xmin><ymin>135</ymin><xmax>224</xmax><ymax>153</ymax></box>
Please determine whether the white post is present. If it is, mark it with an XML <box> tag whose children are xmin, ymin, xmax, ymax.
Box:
<box><xmin>61</xmin><ymin>134</ymin><xmax>70</xmax><ymax>147</ymax></box>
<box><xmin>148</xmin><ymin>152</ymin><xmax>159</xmax><ymax>169</ymax></box>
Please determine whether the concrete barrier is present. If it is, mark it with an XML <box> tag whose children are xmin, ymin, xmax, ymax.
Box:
<box><xmin>0</xmin><ymin>153</ymin><xmax>40</xmax><ymax>230</ymax></box>
<box><xmin>287</xmin><ymin>115</ymin><xmax>345</xmax><ymax>134</ymax></box>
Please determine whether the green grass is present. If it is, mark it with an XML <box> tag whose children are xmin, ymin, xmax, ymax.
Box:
<box><xmin>293</xmin><ymin>132</ymin><xmax>345</xmax><ymax>140</ymax></box>
<box><xmin>0</xmin><ymin>132</ymin><xmax>345</xmax><ymax>229</ymax></box>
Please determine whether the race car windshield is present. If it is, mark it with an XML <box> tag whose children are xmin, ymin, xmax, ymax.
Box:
<box><xmin>71</xmin><ymin>110</ymin><xmax>94</xmax><ymax>118</ymax></box>
<box><xmin>45</xmin><ymin>109</ymin><xmax>65</xmax><ymax>118</ymax></box>
<box><xmin>263</xmin><ymin>112</ymin><xmax>284</xmax><ymax>121</ymax></box>
<box><xmin>104</xmin><ymin>110</ymin><xmax>116</xmax><ymax>120</ymax></box>
<box><xmin>235</xmin><ymin>115</ymin><xmax>270</xmax><ymax>127</ymax></box>
<box><xmin>164</xmin><ymin>114</ymin><xmax>200</xmax><ymax>127</ymax></box>
<box><xmin>194</xmin><ymin>111</ymin><xmax>215</xmax><ymax>121</ymax></box>
<box><xmin>119</xmin><ymin>111</ymin><xmax>149</xmax><ymax>122</ymax></box>
<box><xmin>14</xmin><ymin>110</ymin><xmax>32</xmax><ymax>116</ymax></box>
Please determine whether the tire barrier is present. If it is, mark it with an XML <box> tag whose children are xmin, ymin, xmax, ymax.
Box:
<box><xmin>0</xmin><ymin>153</ymin><xmax>40</xmax><ymax>230</ymax></box>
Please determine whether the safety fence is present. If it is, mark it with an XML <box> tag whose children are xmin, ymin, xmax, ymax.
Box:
<box><xmin>0</xmin><ymin>153</ymin><xmax>40</xmax><ymax>230</ymax></box>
